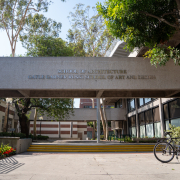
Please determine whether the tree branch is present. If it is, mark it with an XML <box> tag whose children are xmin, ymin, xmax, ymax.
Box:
<box><xmin>162</xmin><ymin>12</ymin><xmax>175</xmax><ymax>17</ymax></box>
<box><xmin>141</xmin><ymin>11</ymin><xmax>178</xmax><ymax>28</ymax></box>
<box><xmin>14</xmin><ymin>0</ymin><xmax>32</xmax><ymax>41</ymax></box>
<box><xmin>2</xmin><ymin>14</ymin><xmax>12</xmax><ymax>46</ymax></box>
<box><xmin>176</xmin><ymin>0</ymin><xmax>180</xmax><ymax>14</ymax></box>
<box><xmin>27</xmin><ymin>8</ymin><xmax>39</xmax><ymax>12</ymax></box>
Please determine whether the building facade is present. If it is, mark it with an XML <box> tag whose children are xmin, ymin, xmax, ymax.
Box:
<box><xmin>0</xmin><ymin>100</ymin><xmax>16</xmax><ymax>133</ymax></box>
<box><xmin>127</xmin><ymin>98</ymin><xmax>179</xmax><ymax>138</ymax></box>
<box><xmin>106</xmin><ymin>39</ymin><xmax>180</xmax><ymax>138</ymax></box>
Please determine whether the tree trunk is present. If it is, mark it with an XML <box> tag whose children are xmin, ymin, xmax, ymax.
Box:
<box><xmin>19</xmin><ymin>113</ymin><xmax>29</xmax><ymax>137</ymax></box>
<box><xmin>99</xmin><ymin>100</ymin><xmax>106</xmax><ymax>139</ymax></box>
<box><xmin>102</xmin><ymin>100</ymin><xmax>108</xmax><ymax>140</ymax></box>
<box><xmin>33</xmin><ymin>108</ymin><xmax>37</xmax><ymax>137</ymax></box>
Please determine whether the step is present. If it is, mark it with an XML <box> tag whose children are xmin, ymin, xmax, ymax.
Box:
<box><xmin>27</xmin><ymin>144</ymin><xmax>155</xmax><ymax>152</ymax></box>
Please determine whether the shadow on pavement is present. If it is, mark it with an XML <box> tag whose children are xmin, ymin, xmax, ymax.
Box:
<box><xmin>0</xmin><ymin>156</ymin><xmax>24</xmax><ymax>174</ymax></box>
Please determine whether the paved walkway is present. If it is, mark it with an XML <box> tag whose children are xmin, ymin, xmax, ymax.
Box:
<box><xmin>0</xmin><ymin>152</ymin><xmax>180</xmax><ymax>180</ymax></box>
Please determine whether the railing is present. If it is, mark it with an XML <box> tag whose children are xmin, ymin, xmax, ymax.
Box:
<box><xmin>108</xmin><ymin>134</ymin><xmax>132</xmax><ymax>143</ymax></box>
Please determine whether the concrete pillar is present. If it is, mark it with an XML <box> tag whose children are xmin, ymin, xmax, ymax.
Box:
<box><xmin>91</xmin><ymin>98</ymin><xmax>96</xmax><ymax>140</ymax></box>
<box><xmin>102</xmin><ymin>100</ymin><xmax>108</xmax><ymax>140</ymax></box>
<box><xmin>159</xmin><ymin>98</ymin><xmax>165</xmax><ymax>137</ymax></box>
<box><xmin>59</xmin><ymin>121</ymin><xmax>61</xmax><ymax>138</ymax></box>
<box><xmin>97</xmin><ymin>98</ymin><xmax>100</xmax><ymax>143</ymax></box>
<box><xmin>135</xmin><ymin>99</ymin><xmax>140</xmax><ymax>138</ymax></box>
<box><xmin>70</xmin><ymin>122</ymin><xmax>73</xmax><ymax>138</ymax></box>
<box><xmin>125</xmin><ymin>99</ymin><xmax>129</xmax><ymax>134</ymax></box>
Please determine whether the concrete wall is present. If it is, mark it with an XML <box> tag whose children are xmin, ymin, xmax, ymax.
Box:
<box><xmin>0</xmin><ymin>57</ymin><xmax>180</xmax><ymax>98</ymax></box>
<box><xmin>15</xmin><ymin>108</ymin><xmax>126</xmax><ymax>121</ymax></box>
<box><xmin>29</xmin><ymin>121</ymin><xmax>87</xmax><ymax>139</ymax></box>
<box><xmin>0</xmin><ymin>137</ymin><xmax>32</xmax><ymax>154</ymax></box>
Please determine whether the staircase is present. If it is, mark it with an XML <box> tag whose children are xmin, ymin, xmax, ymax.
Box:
<box><xmin>27</xmin><ymin>144</ymin><xmax>155</xmax><ymax>152</ymax></box>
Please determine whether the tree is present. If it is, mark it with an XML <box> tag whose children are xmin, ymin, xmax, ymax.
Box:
<box><xmin>0</xmin><ymin>0</ymin><xmax>65</xmax><ymax>57</ymax></box>
<box><xmin>25</xmin><ymin>35</ymin><xmax>74</xmax><ymax>57</ymax></box>
<box><xmin>14</xmin><ymin>34</ymin><xmax>74</xmax><ymax>136</ymax></box>
<box><xmin>97</xmin><ymin>0</ymin><xmax>180</xmax><ymax>66</ymax></box>
<box><xmin>20</xmin><ymin>13</ymin><xmax>62</xmax><ymax>52</ymax></box>
<box><xmin>67</xmin><ymin>3</ymin><xmax>115</xmax><ymax>57</ymax></box>
<box><xmin>14</xmin><ymin>98</ymin><xmax>73</xmax><ymax>137</ymax></box>
<box><xmin>13</xmin><ymin>12</ymin><xmax>74</xmax><ymax>137</ymax></box>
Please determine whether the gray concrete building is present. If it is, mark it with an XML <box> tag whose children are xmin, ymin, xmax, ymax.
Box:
<box><xmin>0</xmin><ymin>39</ymin><xmax>180</xmax><ymax>141</ymax></box>
<box><xmin>105</xmin><ymin>40</ymin><xmax>180</xmax><ymax>138</ymax></box>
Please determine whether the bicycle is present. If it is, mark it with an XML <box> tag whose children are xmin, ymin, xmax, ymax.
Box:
<box><xmin>153</xmin><ymin>132</ymin><xmax>180</xmax><ymax>163</ymax></box>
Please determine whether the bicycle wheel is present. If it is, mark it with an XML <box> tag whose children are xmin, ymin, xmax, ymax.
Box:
<box><xmin>154</xmin><ymin>142</ymin><xmax>175</xmax><ymax>163</ymax></box>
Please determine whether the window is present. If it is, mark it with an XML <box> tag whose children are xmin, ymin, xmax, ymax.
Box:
<box><xmin>127</xmin><ymin>99</ymin><xmax>135</xmax><ymax>112</ymax></box>
<box><xmin>139</xmin><ymin>113</ymin><xmax>145</xmax><ymax>125</ymax></box>
<box><xmin>154</xmin><ymin>122</ymin><xmax>161</xmax><ymax>137</ymax></box>
<box><xmin>153</xmin><ymin>107</ymin><xmax>160</xmax><ymax>122</ymax></box>
<box><xmin>128</xmin><ymin>116</ymin><xmax>136</xmax><ymax>137</ymax></box>
<box><xmin>144</xmin><ymin>98</ymin><xmax>151</xmax><ymax>104</ymax></box>
<box><xmin>169</xmin><ymin>99</ymin><xmax>180</xmax><ymax>119</ymax></box>
<box><xmin>84</xmin><ymin>105</ymin><xmax>92</xmax><ymax>108</ymax></box>
<box><xmin>145</xmin><ymin>110</ymin><xmax>153</xmax><ymax>124</ymax></box>
<box><xmin>138</xmin><ymin>98</ymin><xmax>156</xmax><ymax>107</ymax></box>
<box><xmin>163</xmin><ymin>104</ymin><xmax>169</xmax><ymax>120</ymax></box>
<box><xmin>115</xmin><ymin>99</ymin><xmax>122</xmax><ymax>108</ymax></box>
<box><xmin>139</xmin><ymin>98</ymin><xmax>144</xmax><ymax>106</ymax></box>
<box><xmin>171</xmin><ymin>118</ymin><xmax>180</xmax><ymax>127</ymax></box>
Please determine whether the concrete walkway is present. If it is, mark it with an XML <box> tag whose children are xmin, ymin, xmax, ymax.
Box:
<box><xmin>0</xmin><ymin>152</ymin><xmax>180</xmax><ymax>180</ymax></box>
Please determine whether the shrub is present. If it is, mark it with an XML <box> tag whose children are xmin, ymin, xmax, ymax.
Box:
<box><xmin>0</xmin><ymin>132</ymin><xmax>26</xmax><ymax>139</ymax></box>
<box><xmin>166</xmin><ymin>124</ymin><xmax>180</xmax><ymax>144</ymax></box>
<box><xmin>0</xmin><ymin>143</ymin><xmax>16</xmax><ymax>158</ymax></box>
<box><xmin>29</xmin><ymin>134</ymin><xmax>49</xmax><ymax>140</ymax></box>
<box><xmin>36</xmin><ymin>135</ymin><xmax>49</xmax><ymax>140</ymax></box>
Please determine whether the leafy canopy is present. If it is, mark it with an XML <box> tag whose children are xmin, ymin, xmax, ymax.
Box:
<box><xmin>97</xmin><ymin>0</ymin><xmax>178</xmax><ymax>51</ymax></box>
<box><xmin>20</xmin><ymin>13</ymin><xmax>62</xmax><ymax>51</ymax></box>
<box><xmin>97</xmin><ymin>0</ymin><xmax>180</xmax><ymax>66</ymax></box>
<box><xmin>25</xmin><ymin>35</ymin><xmax>74</xmax><ymax>57</ymax></box>
<box><xmin>15</xmin><ymin>98</ymin><xmax>74</xmax><ymax>121</ymax></box>
<box><xmin>0</xmin><ymin>0</ymin><xmax>65</xmax><ymax>56</ymax></box>
<box><xmin>67</xmin><ymin>3</ymin><xmax>114</xmax><ymax>57</ymax></box>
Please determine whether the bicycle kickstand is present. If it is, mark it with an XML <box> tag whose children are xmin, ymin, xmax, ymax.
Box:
<box><xmin>176</xmin><ymin>153</ymin><xmax>179</xmax><ymax>162</ymax></box>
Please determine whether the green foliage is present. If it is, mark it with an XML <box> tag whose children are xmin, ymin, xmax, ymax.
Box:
<box><xmin>15</xmin><ymin>98</ymin><xmax>74</xmax><ymax>121</ymax></box>
<box><xmin>0</xmin><ymin>132</ymin><xmax>26</xmax><ymax>139</ymax></box>
<box><xmin>0</xmin><ymin>143</ymin><xmax>16</xmax><ymax>158</ymax></box>
<box><xmin>144</xmin><ymin>46</ymin><xmax>180</xmax><ymax>67</ymax></box>
<box><xmin>26</xmin><ymin>35</ymin><xmax>74</xmax><ymax>57</ymax></box>
<box><xmin>29</xmin><ymin>134</ymin><xmax>49</xmax><ymax>140</ymax></box>
<box><xmin>20</xmin><ymin>13</ymin><xmax>62</xmax><ymax>52</ymax></box>
<box><xmin>100</xmin><ymin>135</ymin><xmax>104</xmax><ymax>140</ymax></box>
<box><xmin>167</xmin><ymin>124</ymin><xmax>180</xmax><ymax>140</ymax></box>
<box><xmin>97</xmin><ymin>0</ymin><xmax>178</xmax><ymax>52</ymax></box>
<box><xmin>67</xmin><ymin>3</ymin><xmax>114</xmax><ymax>57</ymax></box>
<box><xmin>0</xmin><ymin>0</ymin><xmax>57</xmax><ymax>56</ymax></box>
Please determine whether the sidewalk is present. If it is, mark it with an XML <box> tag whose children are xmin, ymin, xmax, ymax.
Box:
<box><xmin>0</xmin><ymin>152</ymin><xmax>180</xmax><ymax>180</ymax></box>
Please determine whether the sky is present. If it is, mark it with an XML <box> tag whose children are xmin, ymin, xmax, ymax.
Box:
<box><xmin>0</xmin><ymin>0</ymin><xmax>106</xmax><ymax>108</ymax></box>
<box><xmin>0</xmin><ymin>0</ymin><xmax>105</xmax><ymax>57</ymax></box>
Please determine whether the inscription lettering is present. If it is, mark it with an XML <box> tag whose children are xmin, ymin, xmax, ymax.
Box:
<box><xmin>28</xmin><ymin>69</ymin><xmax>156</xmax><ymax>81</ymax></box>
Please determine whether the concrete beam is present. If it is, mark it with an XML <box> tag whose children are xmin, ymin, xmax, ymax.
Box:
<box><xmin>96</xmin><ymin>90</ymin><xmax>104</xmax><ymax>98</ymax></box>
<box><xmin>165</xmin><ymin>91</ymin><xmax>180</xmax><ymax>97</ymax></box>
<box><xmin>1</xmin><ymin>90</ymin><xmax>180</xmax><ymax>98</ymax></box>
<box><xmin>18</xmin><ymin>90</ymin><xmax>30</xmax><ymax>97</ymax></box>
